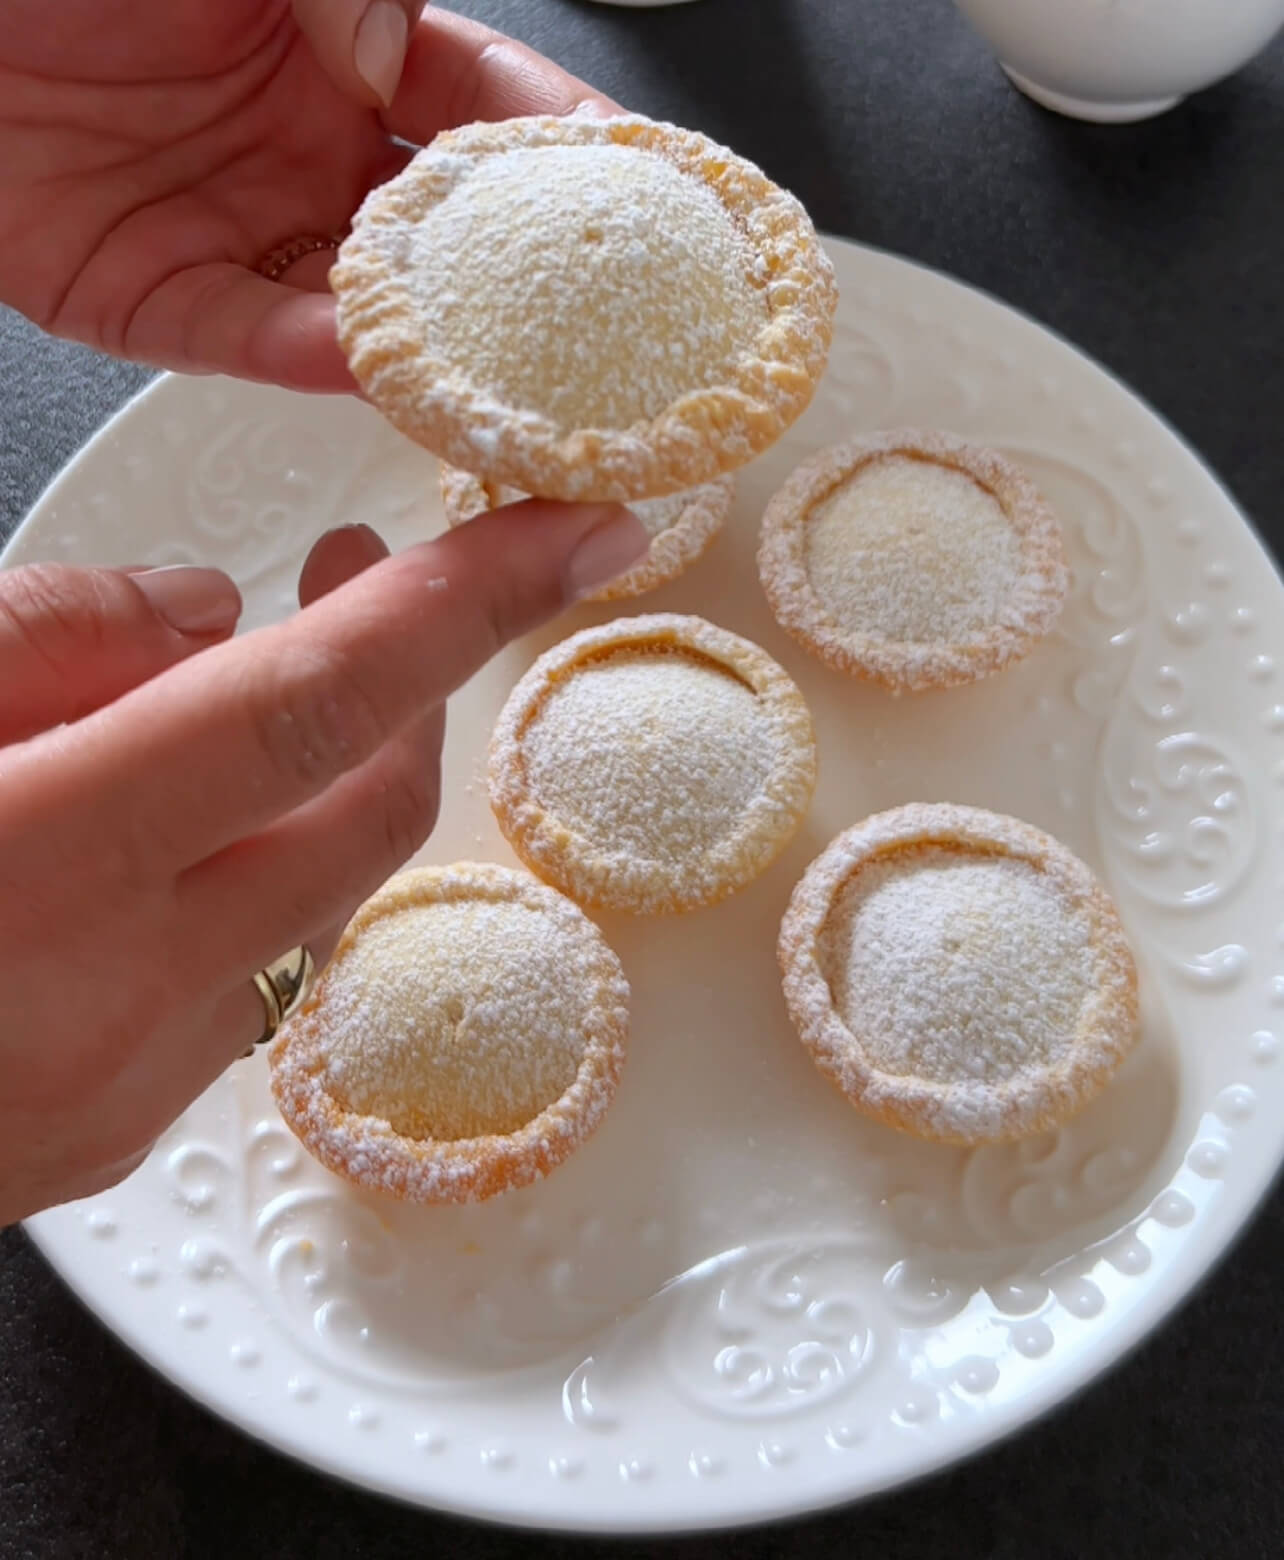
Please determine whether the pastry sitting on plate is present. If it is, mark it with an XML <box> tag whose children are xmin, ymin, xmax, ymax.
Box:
<box><xmin>270</xmin><ymin>864</ymin><xmax>629</xmax><ymax>1204</ymax></box>
<box><xmin>331</xmin><ymin>114</ymin><xmax>837</xmax><ymax>502</ymax></box>
<box><xmin>439</xmin><ymin>466</ymin><xmax>734</xmax><ymax>602</ymax></box>
<box><xmin>758</xmin><ymin>430</ymin><xmax>1070</xmax><ymax>693</ymax></box>
<box><xmin>778</xmin><ymin>804</ymin><xmax>1139</xmax><ymax>1145</ymax></box>
<box><xmin>489</xmin><ymin>614</ymin><xmax>818</xmax><ymax>914</ymax></box>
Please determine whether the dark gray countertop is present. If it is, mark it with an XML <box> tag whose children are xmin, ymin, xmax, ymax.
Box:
<box><xmin>3</xmin><ymin>3</ymin><xmax>1283</xmax><ymax>1555</ymax></box>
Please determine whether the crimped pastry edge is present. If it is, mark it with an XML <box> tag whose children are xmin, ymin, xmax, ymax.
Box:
<box><xmin>269</xmin><ymin>863</ymin><xmax>629</xmax><ymax>1204</ymax></box>
<box><xmin>489</xmin><ymin>613</ymin><xmax>818</xmax><ymax>914</ymax></box>
<box><xmin>777</xmin><ymin>803</ymin><xmax>1140</xmax><ymax>1144</ymax></box>
<box><xmin>333</xmin><ymin>114</ymin><xmax>837</xmax><ymax>503</ymax></box>
<box><xmin>757</xmin><ymin>429</ymin><xmax>1071</xmax><ymax>693</ymax></box>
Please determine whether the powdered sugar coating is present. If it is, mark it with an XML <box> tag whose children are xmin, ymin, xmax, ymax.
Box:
<box><xmin>489</xmin><ymin>615</ymin><xmax>817</xmax><ymax>914</ymax></box>
<box><xmin>269</xmin><ymin>864</ymin><xmax>629</xmax><ymax>1204</ymax></box>
<box><xmin>439</xmin><ymin>466</ymin><xmax>734</xmax><ymax>602</ymax></box>
<box><xmin>807</xmin><ymin>459</ymin><xmax>1023</xmax><ymax>641</ymax></box>
<box><xmin>779</xmin><ymin>805</ymin><xmax>1139</xmax><ymax>1144</ymax></box>
<box><xmin>410</xmin><ymin>143</ymin><xmax>765</xmax><ymax>431</ymax></box>
<box><xmin>322</xmin><ymin>901</ymin><xmax>591</xmax><ymax>1138</ymax></box>
<box><xmin>332</xmin><ymin>115</ymin><xmax>837</xmax><ymax>503</ymax></box>
<box><xmin>820</xmin><ymin>851</ymin><xmax>1093</xmax><ymax>1083</ymax></box>
<box><xmin>758</xmin><ymin>430</ymin><xmax>1070</xmax><ymax>693</ymax></box>
<box><xmin>528</xmin><ymin>657</ymin><xmax>771</xmax><ymax>865</ymax></box>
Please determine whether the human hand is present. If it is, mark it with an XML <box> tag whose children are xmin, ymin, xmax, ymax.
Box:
<box><xmin>0</xmin><ymin>502</ymin><xmax>647</xmax><ymax>1225</ymax></box>
<box><xmin>0</xmin><ymin>2</ymin><xmax>616</xmax><ymax>391</ymax></box>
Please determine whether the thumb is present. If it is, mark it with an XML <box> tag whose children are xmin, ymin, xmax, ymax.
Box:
<box><xmin>291</xmin><ymin>0</ymin><xmax>427</xmax><ymax>108</ymax></box>
<box><xmin>0</xmin><ymin>563</ymin><xmax>241</xmax><ymax>745</ymax></box>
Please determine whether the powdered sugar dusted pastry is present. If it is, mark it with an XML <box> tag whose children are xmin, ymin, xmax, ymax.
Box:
<box><xmin>490</xmin><ymin>614</ymin><xmax>817</xmax><ymax>914</ymax></box>
<box><xmin>332</xmin><ymin>114</ymin><xmax>837</xmax><ymax>503</ymax></box>
<box><xmin>270</xmin><ymin>864</ymin><xmax>629</xmax><ymax>1204</ymax></box>
<box><xmin>440</xmin><ymin>465</ymin><xmax>734</xmax><ymax>601</ymax></box>
<box><xmin>758</xmin><ymin>430</ymin><xmax>1069</xmax><ymax>693</ymax></box>
<box><xmin>779</xmin><ymin>804</ymin><xmax>1139</xmax><ymax>1145</ymax></box>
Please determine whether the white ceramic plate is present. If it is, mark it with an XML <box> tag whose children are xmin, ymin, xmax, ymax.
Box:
<box><xmin>9</xmin><ymin>238</ymin><xmax>1284</xmax><ymax>1534</ymax></box>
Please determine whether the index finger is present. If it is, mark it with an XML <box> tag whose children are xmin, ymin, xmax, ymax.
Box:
<box><xmin>54</xmin><ymin>501</ymin><xmax>645</xmax><ymax>882</ymax></box>
<box><xmin>384</xmin><ymin>8</ymin><xmax>622</xmax><ymax>147</ymax></box>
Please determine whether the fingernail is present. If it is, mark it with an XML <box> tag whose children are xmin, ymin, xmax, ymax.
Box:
<box><xmin>565</xmin><ymin>509</ymin><xmax>651</xmax><ymax>601</ymax></box>
<box><xmin>570</xmin><ymin>98</ymin><xmax>621</xmax><ymax>121</ymax></box>
<box><xmin>354</xmin><ymin>0</ymin><xmax>409</xmax><ymax>107</ymax></box>
<box><xmin>299</xmin><ymin>524</ymin><xmax>391</xmax><ymax>606</ymax></box>
<box><xmin>334</xmin><ymin>522</ymin><xmax>390</xmax><ymax>560</ymax></box>
<box><xmin>132</xmin><ymin>566</ymin><xmax>242</xmax><ymax>635</ymax></box>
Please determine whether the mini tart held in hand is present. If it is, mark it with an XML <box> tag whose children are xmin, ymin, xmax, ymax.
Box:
<box><xmin>758</xmin><ymin>430</ymin><xmax>1070</xmax><ymax>693</ymax></box>
<box><xmin>269</xmin><ymin>864</ymin><xmax>629</xmax><ymax>1204</ymax></box>
<box><xmin>439</xmin><ymin>465</ymin><xmax>734</xmax><ymax>602</ymax></box>
<box><xmin>332</xmin><ymin>114</ymin><xmax>837</xmax><ymax>503</ymax></box>
<box><xmin>778</xmin><ymin>804</ymin><xmax>1139</xmax><ymax>1145</ymax></box>
<box><xmin>489</xmin><ymin>614</ymin><xmax>818</xmax><ymax>914</ymax></box>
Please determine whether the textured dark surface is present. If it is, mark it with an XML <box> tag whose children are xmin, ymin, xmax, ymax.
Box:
<box><xmin>2</xmin><ymin>2</ymin><xmax>1283</xmax><ymax>1555</ymax></box>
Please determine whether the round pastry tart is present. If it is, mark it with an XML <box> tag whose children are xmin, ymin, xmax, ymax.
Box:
<box><xmin>778</xmin><ymin>804</ymin><xmax>1139</xmax><ymax>1145</ymax></box>
<box><xmin>269</xmin><ymin>864</ymin><xmax>629</xmax><ymax>1203</ymax></box>
<box><xmin>489</xmin><ymin>614</ymin><xmax>817</xmax><ymax>914</ymax></box>
<box><xmin>332</xmin><ymin>114</ymin><xmax>837</xmax><ymax>502</ymax></box>
<box><xmin>439</xmin><ymin>466</ymin><xmax>734</xmax><ymax>601</ymax></box>
<box><xmin>758</xmin><ymin>430</ymin><xmax>1070</xmax><ymax>693</ymax></box>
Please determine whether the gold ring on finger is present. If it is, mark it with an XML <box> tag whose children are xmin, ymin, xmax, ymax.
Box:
<box><xmin>242</xmin><ymin>945</ymin><xmax>316</xmax><ymax>1058</ymax></box>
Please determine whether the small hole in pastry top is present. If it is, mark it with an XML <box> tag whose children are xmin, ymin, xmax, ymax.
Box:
<box><xmin>318</xmin><ymin>898</ymin><xmax>600</xmax><ymax>1140</ymax></box>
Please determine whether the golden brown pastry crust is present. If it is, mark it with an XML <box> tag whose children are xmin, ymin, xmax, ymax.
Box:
<box><xmin>489</xmin><ymin>614</ymin><xmax>818</xmax><ymax>914</ymax></box>
<box><xmin>758</xmin><ymin>429</ymin><xmax>1070</xmax><ymax>693</ymax></box>
<box><xmin>778</xmin><ymin>804</ymin><xmax>1139</xmax><ymax>1145</ymax></box>
<box><xmin>270</xmin><ymin>864</ymin><xmax>629</xmax><ymax>1204</ymax></box>
<box><xmin>438</xmin><ymin>464</ymin><xmax>734</xmax><ymax>602</ymax></box>
<box><xmin>333</xmin><ymin>114</ymin><xmax>837</xmax><ymax>503</ymax></box>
